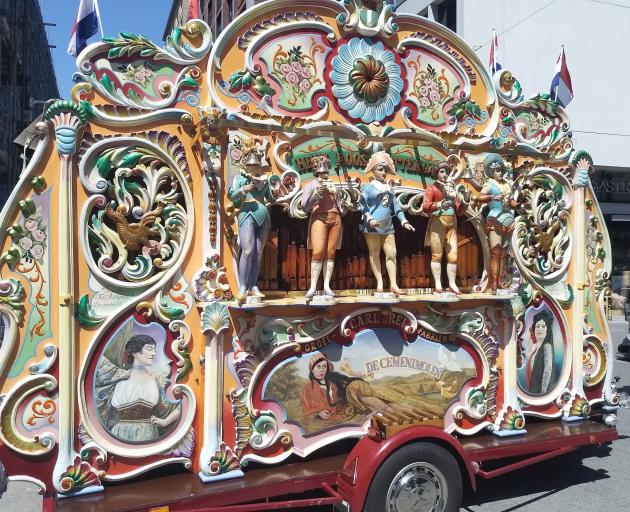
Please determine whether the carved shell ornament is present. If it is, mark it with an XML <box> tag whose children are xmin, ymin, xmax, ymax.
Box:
<box><xmin>331</xmin><ymin>38</ymin><xmax>403</xmax><ymax>123</ymax></box>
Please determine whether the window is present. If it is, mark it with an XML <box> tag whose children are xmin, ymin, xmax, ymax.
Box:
<box><xmin>435</xmin><ymin>0</ymin><xmax>457</xmax><ymax>33</ymax></box>
<box><xmin>417</xmin><ymin>0</ymin><xmax>457</xmax><ymax>33</ymax></box>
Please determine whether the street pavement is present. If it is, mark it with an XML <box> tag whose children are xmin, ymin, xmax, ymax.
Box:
<box><xmin>2</xmin><ymin>320</ymin><xmax>629</xmax><ymax>512</ymax></box>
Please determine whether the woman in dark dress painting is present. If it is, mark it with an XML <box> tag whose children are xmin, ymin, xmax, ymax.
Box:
<box><xmin>526</xmin><ymin>311</ymin><xmax>557</xmax><ymax>394</ymax></box>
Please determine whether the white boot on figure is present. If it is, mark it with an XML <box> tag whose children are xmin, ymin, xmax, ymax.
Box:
<box><xmin>431</xmin><ymin>261</ymin><xmax>444</xmax><ymax>293</ymax></box>
<box><xmin>323</xmin><ymin>260</ymin><xmax>335</xmax><ymax>297</ymax></box>
<box><xmin>447</xmin><ymin>263</ymin><xmax>461</xmax><ymax>295</ymax></box>
<box><xmin>305</xmin><ymin>261</ymin><xmax>322</xmax><ymax>299</ymax></box>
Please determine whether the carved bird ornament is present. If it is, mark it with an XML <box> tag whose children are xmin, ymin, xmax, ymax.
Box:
<box><xmin>104</xmin><ymin>203</ymin><xmax>164</xmax><ymax>251</ymax></box>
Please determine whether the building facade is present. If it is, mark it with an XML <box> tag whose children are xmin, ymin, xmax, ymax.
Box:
<box><xmin>0</xmin><ymin>0</ymin><xmax>59</xmax><ymax>203</ymax></box>
<box><xmin>398</xmin><ymin>0</ymin><xmax>630</xmax><ymax>296</ymax></box>
<box><xmin>164</xmin><ymin>0</ymin><xmax>261</xmax><ymax>42</ymax></box>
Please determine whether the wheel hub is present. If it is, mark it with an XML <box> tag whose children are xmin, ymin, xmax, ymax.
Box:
<box><xmin>386</xmin><ymin>462</ymin><xmax>447</xmax><ymax>512</ymax></box>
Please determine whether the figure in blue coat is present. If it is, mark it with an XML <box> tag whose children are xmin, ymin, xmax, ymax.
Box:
<box><xmin>360</xmin><ymin>152</ymin><xmax>415</xmax><ymax>295</ymax></box>
<box><xmin>227</xmin><ymin>151</ymin><xmax>274</xmax><ymax>301</ymax></box>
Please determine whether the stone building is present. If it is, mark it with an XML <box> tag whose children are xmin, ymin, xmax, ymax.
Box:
<box><xmin>0</xmin><ymin>0</ymin><xmax>59</xmax><ymax>203</ymax></box>
<box><xmin>164</xmin><ymin>0</ymin><xmax>261</xmax><ymax>42</ymax></box>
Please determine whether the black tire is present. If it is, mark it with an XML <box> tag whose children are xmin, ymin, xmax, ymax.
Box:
<box><xmin>364</xmin><ymin>442</ymin><xmax>463</xmax><ymax>512</ymax></box>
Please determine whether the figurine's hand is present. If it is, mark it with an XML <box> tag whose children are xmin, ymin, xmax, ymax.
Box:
<box><xmin>368</xmin><ymin>219</ymin><xmax>379</xmax><ymax>228</ymax></box>
<box><xmin>318</xmin><ymin>410</ymin><xmax>332</xmax><ymax>420</ymax></box>
<box><xmin>403</xmin><ymin>222</ymin><xmax>416</xmax><ymax>232</ymax></box>
<box><xmin>441</xmin><ymin>200</ymin><xmax>453</xmax><ymax>209</ymax></box>
<box><xmin>242</xmin><ymin>184</ymin><xmax>256</xmax><ymax>194</ymax></box>
<box><xmin>151</xmin><ymin>416</ymin><xmax>169</xmax><ymax>428</ymax></box>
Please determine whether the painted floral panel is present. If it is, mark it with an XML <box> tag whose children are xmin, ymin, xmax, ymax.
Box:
<box><xmin>403</xmin><ymin>51</ymin><xmax>464</xmax><ymax>127</ymax></box>
<box><xmin>256</xmin><ymin>34</ymin><xmax>331</xmax><ymax>112</ymax></box>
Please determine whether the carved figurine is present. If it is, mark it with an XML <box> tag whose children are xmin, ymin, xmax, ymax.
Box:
<box><xmin>227</xmin><ymin>150</ymin><xmax>274</xmax><ymax>301</ymax></box>
<box><xmin>421</xmin><ymin>162</ymin><xmax>471</xmax><ymax>295</ymax></box>
<box><xmin>360</xmin><ymin>151</ymin><xmax>415</xmax><ymax>295</ymax></box>
<box><xmin>301</xmin><ymin>156</ymin><xmax>343</xmax><ymax>299</ymax></box>
<box><xmin>477</xmin><ymin>155</ymin><xmax>517</xmax><ymax>294</ymax></box>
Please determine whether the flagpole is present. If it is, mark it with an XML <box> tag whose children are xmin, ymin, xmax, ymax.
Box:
<box><xmin>94</xmin><ymin>0</ymin><xmax>104</xmax><ymax>37</ymax></box>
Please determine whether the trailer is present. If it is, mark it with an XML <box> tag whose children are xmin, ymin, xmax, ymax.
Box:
<box><xmin>0</xmin><ymin>1</ymin><xmax>619</xmax><ymax>511</ymax></box>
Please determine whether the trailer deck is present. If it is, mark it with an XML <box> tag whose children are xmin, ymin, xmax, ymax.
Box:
<box><xmin>48</xmin><ymin>420</ymin><xmax>618</xmax><ymax>512</ymax></box>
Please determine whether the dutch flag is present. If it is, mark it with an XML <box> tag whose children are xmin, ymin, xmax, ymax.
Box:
<box><xmin>550</xmin><ymin>46</ymin><xmax>574</xmax><ymax>108</ymax></box>
<box><xmin>188</xmin><ymin>0</ymin><xmax>200</xmax><ymax>20</ymax></box>
<box><xmin>489</xmin><ymin>29</ymin><xmax>501</xmax><ymax>75</ymax></box>
<box><xmin>67</xmin><ymin>0</ymin><xmax>103</xmax><ymax>58</ymax></box>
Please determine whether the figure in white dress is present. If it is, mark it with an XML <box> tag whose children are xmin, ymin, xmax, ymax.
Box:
<box><xmin>95</xmin><ymin>334</ymin><xmax>181</xmax><ymax>443</ymax></box>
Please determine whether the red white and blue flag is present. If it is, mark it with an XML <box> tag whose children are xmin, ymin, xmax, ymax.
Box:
<box><xmin>489</xmin><ymin>29</ymin><xmax>501</xmax><ymax>75</ymax></box>
<box><xmin>188</xmin><ymin>0</ymin><xmax>200</xmax><ymax>20</ymax></box>
<box><xmin>67</xmin><ymin>0</ymin><xmax>103</xmax><ymax>57</ymax></box>
<box><xmin>550</xmin><ymin>46</ymin><xmax>574</xmax><ymax>107</ymax></box>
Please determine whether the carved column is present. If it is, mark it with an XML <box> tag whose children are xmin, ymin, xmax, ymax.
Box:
<box><xmin>564</xmin><ymin>151</ymin><xmax>592</xmax><ymax>421</ymax></box>
<box><xmin>493</xmin><ymin>299</ymin><xmax>526</xmax><ymax>436</ymax></box>
<box><xmin>45</xmin><ymin>102</ymin><xmax>103</xmax><ymax>496</ymax></box>
<box><xmin>198</xmin><ymin>302</ymin><xmax>243</xmax><ymax>482</ymax></box>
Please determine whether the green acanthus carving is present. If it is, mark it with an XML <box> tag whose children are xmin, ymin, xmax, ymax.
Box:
<box><xmin>447</xmin><ymin>98</ymin><xmax>482</xmax><ymax>122</ymax></box>
<box><xmin>228</xmin><ymin>69</ymin><xmax>275</xmax><ymax>97</ymax></box>
<box><xmin>75</xmin><ymin>294</ymin><xmax>105</xmax><ymax>328</ymax></box>
<box><xmin>0</xmin><ymin>247</ymin><xmax>21</xmax><ymax>270</ymax></box>
<box><xmin>30</xmin><ymin>176</ymin><xmax>47</xmax><ymax>193</ymax></box>
<box><xmin>0</xmin><ymin>279</ymin><xmax>26</xmax><ymax>321</ymax></box>
<box><xmin>43</xmin><ymin>100</ymin><xmax>94</xmax><ymax>125</ymax></box>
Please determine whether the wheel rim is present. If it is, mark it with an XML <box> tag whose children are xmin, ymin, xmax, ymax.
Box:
<box><xmin>385</xmin><ymin>461</ymin><xmax>448</xmax><ymax>512</ymax></box>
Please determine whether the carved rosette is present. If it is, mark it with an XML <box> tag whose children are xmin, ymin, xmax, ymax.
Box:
<box><xmin>330</xmin><ymin>38</ymin><xmax>403</xmax><ymax>123</ymax></box>
<box><xmin>194</xmin><ymin>254</ymin><xmax>232</xmax><ymax>302</ymax></box>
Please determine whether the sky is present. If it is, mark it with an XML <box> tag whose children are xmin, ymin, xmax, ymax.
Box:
<box><xmin>39</xmin><ymin>0</ymin><xmax>173</xmax><ymax>99</ymax></box>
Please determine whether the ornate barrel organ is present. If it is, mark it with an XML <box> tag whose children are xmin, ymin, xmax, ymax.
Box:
<box><xmin>0</xmin><ymin>0</ymin><xmax>617</xmax><ymax>498</ymax></box>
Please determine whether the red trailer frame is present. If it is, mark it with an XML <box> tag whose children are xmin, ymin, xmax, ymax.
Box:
<box><xmin>46</xmin><ymin>419</ymin><xmax>617</xmax><ymax>512</ymax></box>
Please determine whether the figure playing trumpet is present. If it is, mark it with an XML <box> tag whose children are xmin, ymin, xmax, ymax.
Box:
<box><xmin>301</xmin><ymin>156</ymin><xmax>345</xmax><ymax>299</ymax></box>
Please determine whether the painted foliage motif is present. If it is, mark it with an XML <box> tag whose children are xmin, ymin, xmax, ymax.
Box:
<box><xmin>6</xmin><ymin>192</ymin><xmax>52</xmax><ymax>378</ymax></box>
<box><xmin>93</xmin><ymin>318</ymin><xmax>182</xmax><ymax>443</ymax></box>
<box><xmin>264</xmin><ymin>328</ymin><xmax>475</xmax><ymax>435</ymax></box>
<box><xmin>517</xmin><ymin>303</ymin><xmax>566</xmax><ymax>396</ymax></box>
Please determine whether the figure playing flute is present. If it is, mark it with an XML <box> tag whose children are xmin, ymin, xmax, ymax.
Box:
<box><xmin>421</xmin><ymin>162</ymin><xmax>471</xmax><ymax>295</ymax></box>
<box><xmin>227</xmin><ymin>150</ymin><xmax>274</xmax><ymax>302</ymax></box>
<box><xmin>301</xmin><ymin>156</ymin><xmax>347</xmax><ymax>299</ymax></box>
<box><xmin>360</xmin><ymin>151</ymin><xmax>415</xmax><ymax>296</ymax></box>
<box><xmin>477</xmin><ymin>155</ymin><xmax>517</xmax><ymax>294</ymax></box>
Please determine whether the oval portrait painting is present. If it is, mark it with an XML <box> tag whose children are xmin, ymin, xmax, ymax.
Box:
<box><xmin>93</xmin><ymin>318</ymin><xmax>182</xmax><ymax>444</ymax></box>
<box><xmin>517</xmin><ymin>302</ymin><xmax>567</xmax><ymax>397</ymax></box>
